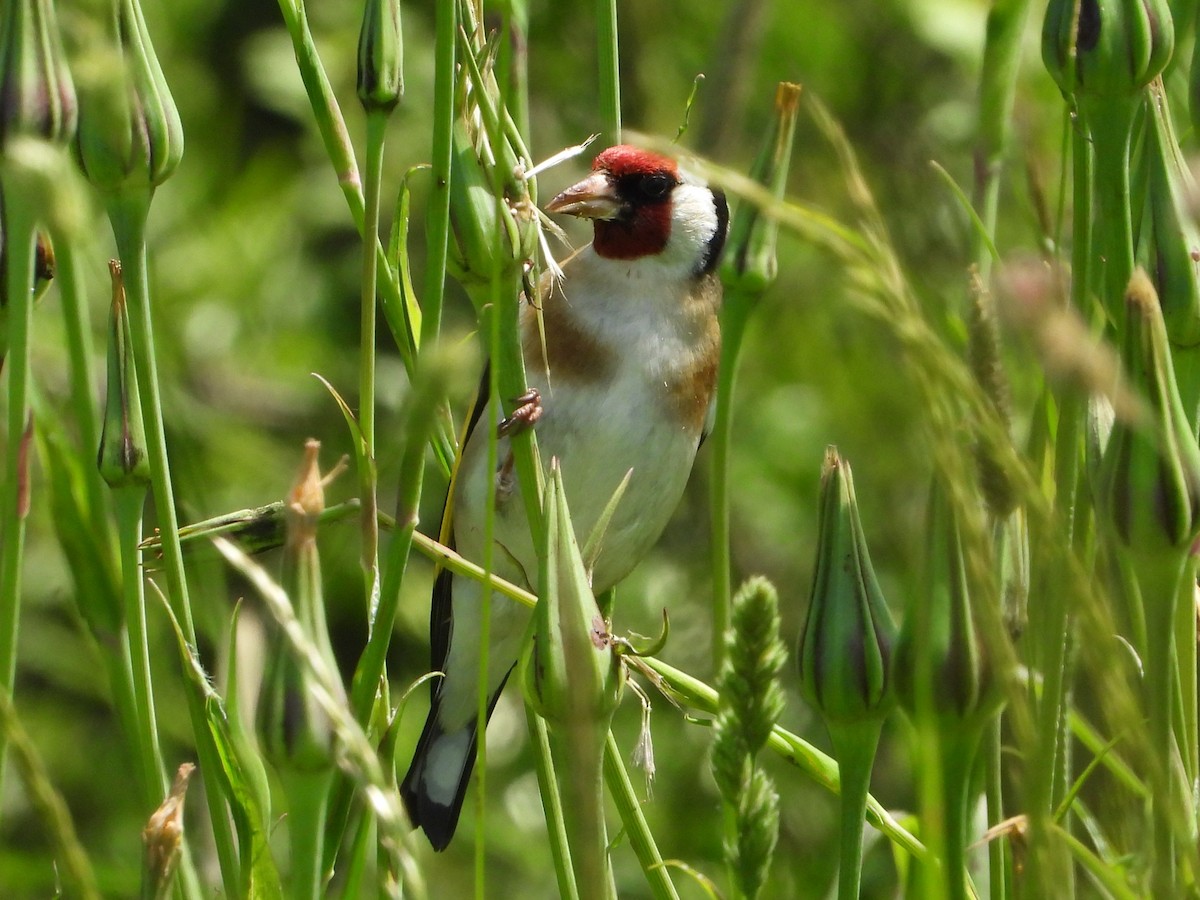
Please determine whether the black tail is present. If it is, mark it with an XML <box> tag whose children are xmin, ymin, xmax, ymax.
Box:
<box><xmin>400</xmin><ymin>670</ymin><xmax>515</xmax><ymax>850</ymax></box>
<box><xmin>399</xmin><ymin>711</ymin><xmax>481</xmax><ymax>852</ymax></box>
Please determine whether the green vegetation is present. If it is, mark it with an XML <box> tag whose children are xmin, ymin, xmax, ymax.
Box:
<box><xmin>3</xmin><ymin>0</ymin><xmax>1200</xmax><ymax>896</ymax></box>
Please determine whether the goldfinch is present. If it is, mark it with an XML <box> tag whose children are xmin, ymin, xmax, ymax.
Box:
<box><xmin>401</xmin><ymin>145</ymin><xmax>729</xmax><ymax>850</ymax></box>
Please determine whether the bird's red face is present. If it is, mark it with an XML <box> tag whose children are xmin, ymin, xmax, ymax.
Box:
<box><xmin>546</xmin><ymin>146</ymin><xmax>682</xmax><ymax>261</ymax></box>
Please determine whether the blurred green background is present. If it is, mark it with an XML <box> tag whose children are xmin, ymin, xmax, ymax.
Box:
<box><xmin>2</xmin><ymin>0</ymin><xmax>1072</xmax><ymax>895</ymax></box>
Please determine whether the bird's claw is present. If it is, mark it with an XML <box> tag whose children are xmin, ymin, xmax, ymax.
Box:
<box><xmin>498</xmin><ymin>389</ymin><xmax>543</xmax><ymax>437</ymax></box>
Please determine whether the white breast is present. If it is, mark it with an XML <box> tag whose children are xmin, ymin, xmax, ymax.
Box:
<box><xmin>452</xmin><ymin>244</ymin><xmax>713</xmax><ymax>593</ymax></box>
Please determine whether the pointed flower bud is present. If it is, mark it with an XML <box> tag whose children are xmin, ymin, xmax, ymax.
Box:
<box><xmin>257</xmin><ymin>441</ymin><xmax>339</xmax><ymax>772</ymax></box>
<box><xmin>798</xmin><ymin>448</ymin><xmax>896</xmax><ymax>723</ymax></box>
<box><xmin>447</xmin><ymin>42</ymin><xmax>537</xmax><ymax>297</ymax></box>
<box><xmin>720</xmin><ymin>82</ymin><xmax>802</xmax><ymax>298</ymax></box>
<box><xmin>356</xmin><ymin>0</ymin><xmax>403</xmax><ymax>114</ymax></box>
<box><xmin>894</xmin><ymin>478</ymin><xmax>997</xmax><ymax>724</ymax></box>
<box><xmin>1138</xmin><ymin>82</ymin><xmax>1200</xmax><ymax>348</ymax></box>
<box><xmin>1042</xmin><ymin>0</ymin><xmax>1173</xmax><ymax>100</ymax></box>
<box><xmin>1096</xmin><ymin>270</ymin><xmax>1200</xmax><ymax>552</ymax></box>
<box><xmin>0</xmin><ymin>0</ymin><xmax>77</xmax><ymax>147</ymax></box>
<box><xmin>74</xmin><ymin>0</ymin><xmax>183</xmax><ymax>193</ymax></box>
<box><xmin>141</xmin><ymin>762</ymin><xmax>194</xmax><ymax>900</ymax></box>
<box><xmin>524</xmin><ymin>461</ymin><xmax>624</xmax><ymax>729</ymax></box>
<box><xmin>97</xmin><ymin>259</ymin><xmax>150</xmax><ymax>488</ymax></box>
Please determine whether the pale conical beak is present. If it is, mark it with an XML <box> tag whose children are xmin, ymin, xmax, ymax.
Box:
<box><xmin>545</xmin><ymin>172</ymin><xmax>623</xmax><ymax>220</ymax></box>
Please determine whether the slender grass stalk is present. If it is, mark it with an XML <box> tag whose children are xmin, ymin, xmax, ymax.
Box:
<box><xmin>359</xmin><ymin>113</ymin><xmax>386</xmax><ymax>455</ymax></box>
<box><xmin>340</xmin><ymin>807</ymin><xmax>373</xmax><ymax>899</ymax></box>
<box><xmin>595</xmin><ymin>0</ymin><xmax>621</xmax><ymax>144</ymax></box>
<box><xmin>941</xmin><ymin>729</ymin><xmax>984</xmax><ymax>900</ymax></box>
<box><xmin>1083</xmin><ymin>98</ymin><xmax>1139</xmax><ymax>332</ymax></box>
<box><xmin>54</xmin><ymin>241</ymin><xmax>107</xmax><ymax>523</ymax></box>
<box><xmin>708</xmin><ymin>309</ymin><xmax>747</xmax><ymax>667</ymax></box>
<box><xmin>357</xmin><ymin>109</ymin><xmax>386</xmax><ymax>635</ymax></box>
<box><xmin>1173</xmin><ymin>557</ymin><xmax>1197</xmax><ymax>795</ymax></box>
<box><xmin>0</xmin><ymin>188</ymin><xmax>36</xmax><ymax>795</ymax></box>
<box><xmin>973</xmin><ymin>6</ymin><xmax>1031</xmax><ymax>887</ymax></box>
<box><xmin>283</xmin><ymin>770</ymin><xmax>332</xmax><ymax>900</ymax></box>
<box><xmin>422</xmin><ymin>0</ymin><xmax>456</xmax><ymax>349</ymax></box>
<box><xmin>273</xmin><ymin>0</ymin><xmax>433</xmax><ymax>398</ymax></box>
<box><xmin>473</xmin><ymin>294</ymin><xmax>502</xmax><ymax>898</ymax></box>
<box><xmin>114</xmin><ymin>487</ymin><xmax>166</xmax><ymax>798</ymax></box>
<box><xmin>603</xmin><ymin>733</ymin><xmax>681</xmax><ymax>900</ymax></box>
<box><xmin>528</xmin><ymin>703</ymin><xmax>580</xmax><ymax>900</ymax></box>
<box><xmin>982</xmin><ymin>718</ymin><xmax>1008</xmax><ymax>900</ymax></box>
<box><xmin>1025</xmin><ymin>111</ymin><xmax>1092</xmax><ymax>894</ymax></box>
<box><xmin>326</xmin><ymin>345</ymin><xmax>464</xmax><ymax>870</ymax></box>
<box><xmin>972</xmin><ymin>0</ymin><xmax>1033</xmax><ymax>281</ymax></box>
<box><xmin>1134</xmin><ymin>554</ymin><xmax>1186</xmax><ymax>896</ymax></box>
<box><xmin>828</xmin><ymin>721</ymin><xmax>883</xmax><ymax>900</ymax></box>
<box><xmin>105</xmin><ymin>192</ymin><xmax>240</xmax><ymax>897</ymax></box>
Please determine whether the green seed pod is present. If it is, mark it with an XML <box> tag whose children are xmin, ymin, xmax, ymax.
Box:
<box><xmin>0</xmin><ymin>0</ymin><xmax>77</xmax><ymax>147</ymax></box>
<box><xmin>798</xmin><ymin>448</ymin><xmax>896</xmax><ymax>724</ymax></box>
<box><xmin>1042</xmin><ymin>0</ymin><xmax>1173</xmax><ymax>100</ymax></box>
<box><xmin>356</xmin><ymin>0</ymin><xmax>403</xmax><ymax>113</ymax></box>
<box><xmin>97</xmin><ymin>259</ymin><xmax>150</xmax><ymax>489</ymax></box>
<box><xmin>74</xmin><ymin>0</ymin><xmax>183</xmax><ymax>193</ymax></box>
<box><xmin>1137</xmin><ymin>82</ymin><xmax>1200</xmax><ymax>348</ymax></box>
<box><xmin>720</xmin><ymin>82</ymin><xmax>802</xmax><ymax>298</ymax></box>
<box><xmin>447</xmin><ymin>40</ymin><xmax>537</xmax><ymax>299</ymax></box>
<box><xmin>894</xmin><ymin>478</ymin><xmax>997</xmax><ymax>724</ymax></box>
<box><xmin>257</xmin><ymin>441</ymin><xmax>338</xmax><ymax>773</ymax></box>
<box><xmin>524</xmin><ymin>462</ymin><xmax>624</xmax><ymax>730</ymax></box>
<box><xmin>1096</xmin><ymin>270</ymin><xmax>1200</xmax><ymax>552</ymax></box>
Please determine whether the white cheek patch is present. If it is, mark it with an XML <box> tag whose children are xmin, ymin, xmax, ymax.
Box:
<box><xmin>662</xmin><ymin>184</ymin><xmax>721</xmax><ymax>274</ymax></box>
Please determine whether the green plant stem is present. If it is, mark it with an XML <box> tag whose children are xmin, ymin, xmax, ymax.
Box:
<box><xmin>0</xmin><ymin>191</ymin><xmax>36</xmax><ymax>800</ymax></box>
<box><xmin>325</xmin><ymin>352</ymin><xmax>442</xmax><ymax>872</ymax></box>
<box><xmin>283</xmin><ymin>769</ymin><xmax>333</xmax><ymax>900</ymax></box>
<box><xmin>54</xmin><ymin>241</ymin><xmax>108</xmax><ymax>523</ymax></box>
<box><xmin>115</xmin><ymin>486</ymin><xmax>166</xmax><ymax>801</ymax></box>
<box><xmin>941</xmin><ymin>728</ymin><xmax>983</xmax><ymax>900</ymax></box>
<box><xmin>496</xmin><ymin>7</ymin><xmax>530</xmax><ymax>139</ymax></box>
<box><xmin>1133</xmin><ymin>551</ymin><xmax>1186</xmax><ymax>897</ymax></box>
<box><xmin>972</xmin><ymin>0</ymin><xmax>1033</xmax><ymax>281</ymax></box>
<box><xmin>828</xmin><ymin>720</ymin><xmax>883</xmax><ymax>900</ymax></box>
<box><xmin>339</xmin><ymin>806</ymin><xmax>373</xmax><ymax>900</ymax></box>
<box><xmin>106</xmin><ymin>191</ymin><xmax>240</xmax><ymax>897</ymax></box>
<box><xmin>552</xmin><ymin>727</ymin><xmax>610</xmax><ymax>900</ymax></box>
<box><xmin>983</xmin><ymin>716</ymin><xmax>1008</xmax><ymax>900</ymax></box>
<box><xmin>529</xmin><ymin>708</ymin><xmax>580</xmax><ymax>900</ymax></box>
<box><xmin>603</xmin><ymin>733</ymin><xmax>681</xmax><ymax>900</ymax></box>
<box><xmin>422</xmin><ymin>0</ymin><xmax>456</xmax><ymax>349</ymax></box>
<box><xmin>710</xmin><ymin>298</ymin><xmax>750</xmax><ymax>669</ymax></box>
<box><xmin>274</xmin><ymin>0</ymin><xmax>426</xmax><ymax>386</ymax></box>
<box><xmin>596</xmin><ymin>0</ymin><xmax>621</xmax><ymax>144</ymax></box>
<box><xmin>1173</xmin><ymin>556</ymin><xmax>1197</xmax><ymax>793</ymax></box>
<box><xmin>1082</xmin><ymin>97</ymin><xmax>1139</xmax><ymax>330</ymax></box>
<box><xmin>359</xmin><ymin>109</ymin><xmax>386</xmax><ymax>632</ymax></box>
<box><xmin>55</xmin><ymin>242</ymin><xmax>199</xmax><ymax>893</ymax></box>
<box><xmin>361</xmin><ymin>111</ymin><xmax>386</xmax><ymax>457</ymax></box>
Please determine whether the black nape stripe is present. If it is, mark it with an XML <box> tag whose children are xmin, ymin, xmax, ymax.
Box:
<box><xmin>697</xmin><ymin>188</ymin><xmax>729</xmax><ymax>276</ymax></box>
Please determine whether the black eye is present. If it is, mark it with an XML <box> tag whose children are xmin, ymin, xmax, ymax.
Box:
<box><xmin>636</xmin><ymin>173</ymin><xmax>675</xmax><ymax>201</ymax></box>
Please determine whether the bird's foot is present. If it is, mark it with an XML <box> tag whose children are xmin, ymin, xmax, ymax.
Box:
<box><xmin>498</xmin><ymin>389</ymin><xmax>543</xmax><ymax>437</ymax></box>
